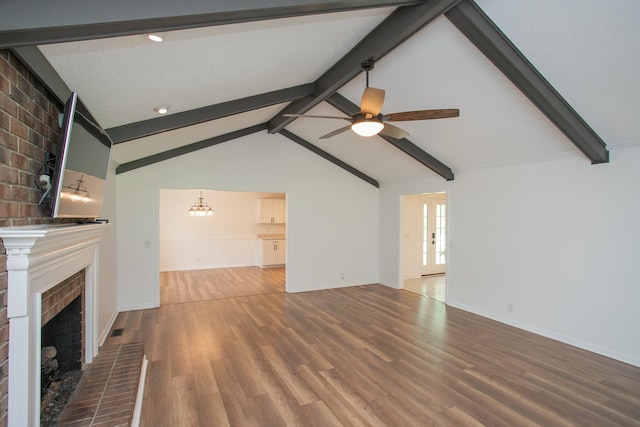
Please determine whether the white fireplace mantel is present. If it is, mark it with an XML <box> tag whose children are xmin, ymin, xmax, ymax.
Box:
<box><xmin>0</xmin><ymin>223</ymin><xmax>108</xmax><ymax>427</ymax></box>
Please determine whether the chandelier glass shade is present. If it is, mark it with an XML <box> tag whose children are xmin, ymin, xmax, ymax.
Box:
<box><xmin>188</xmin><ymin>191</ymin><xmax>214</xmax><ymax>216</ymax></box>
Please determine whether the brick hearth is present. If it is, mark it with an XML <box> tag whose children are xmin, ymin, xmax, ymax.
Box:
<box><xmin>57</xmin><ymin>343</ymin><xmax>145</xmax><ymax>426</ymax></box>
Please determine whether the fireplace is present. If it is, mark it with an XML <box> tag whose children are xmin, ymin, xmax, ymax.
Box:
<box><xmin>0</xmin><ymin>224</ymin><xmax>107</xmax><ymax>427</ymax></box>
<box><xmin>41</xmin><ymin>270</ymin><xmax>85</xmax><ymax>376</ymax></box>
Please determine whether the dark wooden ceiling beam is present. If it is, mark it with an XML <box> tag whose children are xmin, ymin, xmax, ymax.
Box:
<box><xmin>108</xmin><ymin>84</ymin><xmax>314</xmax><ymax>144</ymax></box>
<box><xmin>326</xmin><ymin>93</ymin><xmax>455</xmax><ymax>180</ymax></box>
<box><xmin>268</xmin><ymin>0</ymin><xmax>463</xmax><ymax>134</ymax></box>
<box><xmin>116</xmin><ymin>123</ymin><xmax>267</xmax><ymax>174</ymax></box>
<box><xmin>446</xmin><ymin>0</ymin><xmax>608</xmax><ymax>164</ymax></box>
<box><xmin>280</xmin><ymin>129</ymin><xmax>379</xmax><ymax>187</ymax></box>
<box><xmin>11</xmin><ymin>46</ymin><xmax>72</xmax><ymax>104</ymax></box>
<box><xmin>0</xmin><ymin>0</ymin><xmax>422</xmax><ymax>48</ymax></box>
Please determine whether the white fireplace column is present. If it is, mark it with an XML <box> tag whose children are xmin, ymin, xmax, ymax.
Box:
<box><xmin>0</xmin><ymin>223</ymin><xmax>107</xmax><ymax>427</ymax></box>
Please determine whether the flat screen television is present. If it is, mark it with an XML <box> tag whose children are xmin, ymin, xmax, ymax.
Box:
<box><xmin>50</xmin><ymin>92</ymin><xmax>112</xmax><ymax>219</ymax></box>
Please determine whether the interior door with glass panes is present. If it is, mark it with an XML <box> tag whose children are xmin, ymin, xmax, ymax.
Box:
<box><xmin>421</xmin><ymin>193</ymin><xmax>447</xmax><ymax>275</ymax></box>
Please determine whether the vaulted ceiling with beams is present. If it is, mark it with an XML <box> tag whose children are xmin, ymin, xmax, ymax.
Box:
<box><xmin>3</xmin><ymin>0</ymin><xmax>639</xmax><ymax>186</ymax></box>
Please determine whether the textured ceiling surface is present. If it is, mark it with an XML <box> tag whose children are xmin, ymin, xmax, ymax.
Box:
<box><xmin>38</xmin><ymin>8</ymin><xmax>392</xmax><ymax>128</ymax></box>
<box><xmin>35</xmin><ymin>1</ymin><xmax>640</xmax><ymax>182</ymax></box>
<box><xmin>476</xmin><ymin>0</ymin><xmax>640</xmax><ymax>147</ymax></box>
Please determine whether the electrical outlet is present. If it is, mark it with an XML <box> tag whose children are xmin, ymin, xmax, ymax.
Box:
<box><xmin>507</xmin><ymin>303</ymin><xmax>514</xmax><ymax>313</ymax></box>
<box><xmin>340</xmin><ymin>272</ymin><xmax>344</xmax><ymax>280</ymax></box>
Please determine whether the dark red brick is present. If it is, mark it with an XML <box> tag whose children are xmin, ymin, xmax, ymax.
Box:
<box><xmin>10</xmin><ymin>218</ymin><xmax>30</xmax><ymax>226</ymax></box>
<box><xmin>0</xmin><ymin>166</ymin><xmax>18</xmax><ymax>185</ymax></box>
<box><xmin>9</xmin><ymin>117</ymin><xmax>28</xmax><ymax>140</ymax></box>
<box><xmin>0</xmin><ymin>93</ymin><xmax>18</xmax><ymax>118</ymax></box>
<box><xmin>9</xmin><ymin>186</ymin><xmax>29</xmax><ymax>201</ymax></box>
<box><xmin>10</xmin><ymin>151</ymin><xmax>29</xmax><ymax>170</ymax></box>
<box><xmin>9</xmin><ymin>85</ymin><xmax>28</xmax><ymax>110</ymax></box>
<box><xmin>0</xmin><ymin>129</ymin><xmax>18</xmax><ymax>151</ymax></box>
<box><xmin>18</xmin><ymin>106</ymin><xmax>35</xmax><ymax>129</ymax></box>
<box><xmin>0</xmin><ymin>55</ymin><xmax>17</xmax><ymax>87</ymax></box>
<box><xmin>20</xmin><ymin>203</ymin><xmax>37</xmax><ymax>218</ymax></box>
<box><xmin>0</xmin><ymin>202</ymin><xmax>20</xmax><ymax>218</ymax></box>
<box><xmin>20</xmin><ymin>138</ymin><xmax>39</xmax><ymax>159</ymax></box>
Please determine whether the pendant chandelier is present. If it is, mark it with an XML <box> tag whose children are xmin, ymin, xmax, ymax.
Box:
<box><xmin>188</xmin><ymin>190</ymin><xmax>214</xmax><ymax>217</ymax></box>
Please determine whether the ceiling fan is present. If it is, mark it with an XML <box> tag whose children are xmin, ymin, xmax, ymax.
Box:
<box><xmin>284</xmin><ymin>59</ymin><xmax>460</xmax><ymax>140</ymax></box>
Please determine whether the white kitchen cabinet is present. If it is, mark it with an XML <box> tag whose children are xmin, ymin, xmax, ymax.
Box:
<box><xmin>259</xmin><ymin>198</ymin><xmax>286</xmax><ymax>224</ymax></box>
<box><xmin>261</xmin><ymin>239</ymin><xmax>286</xmax><ymax>267</ymax></box>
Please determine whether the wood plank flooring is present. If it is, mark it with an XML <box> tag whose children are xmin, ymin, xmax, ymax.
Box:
<box><xmin>105</xmin><ymin>267</ymin><xmax>640</xmax><ymax>426</ymax></box>
<box><xmin>160</xmin><ymin>267</ymin><xmax>285</xmax><ymax>304</ymax></box>
<box><xmin>404</xmin><ymin>274</ymin><xmax>446</xmax><ymax>302</ymax></box>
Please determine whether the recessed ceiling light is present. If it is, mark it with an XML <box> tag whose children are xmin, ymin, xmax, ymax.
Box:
<box><xmin>147</xmin><ymin>34</ymin><xmax>163</xmax><ymax>42</ymax></box>
<box><xmin>154</xmin><ymin>106</ymin><xmax>169</xmax><ymax>114</ymax></box>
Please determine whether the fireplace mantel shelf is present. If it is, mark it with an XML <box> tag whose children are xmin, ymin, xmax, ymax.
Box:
<box><xmin>1</xmin><ymin>223</ymin><xmax>108</xmax><ymax>258</ymax></box>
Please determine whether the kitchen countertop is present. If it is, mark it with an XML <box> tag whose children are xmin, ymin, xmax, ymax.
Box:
<box><xmin>257</xmin><ymin>234</ymin><xmax>286</xmax><ymax>239</ymax></box>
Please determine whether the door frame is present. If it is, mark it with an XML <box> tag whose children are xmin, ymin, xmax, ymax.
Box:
<box><xmin>399</xmin><ymin>191</ymin><xmax>448</xmax><ymax>300</ymax></box>
<box><xmin>421</xmin><ymin>193</ymin><xmax>447</xmax><ymax>276</ymax></box>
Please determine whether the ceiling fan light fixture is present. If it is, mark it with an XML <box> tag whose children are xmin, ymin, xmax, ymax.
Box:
<box><xmin>351</xmin><ymin>119</ymin><xmax>384</xmax><ymax>137</ymax></box>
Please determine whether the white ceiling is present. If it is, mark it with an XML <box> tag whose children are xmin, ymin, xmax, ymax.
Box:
<box><xmin>37</xmin><ymin>1</ymin><xmax>640</xmax><ymax>183</ymax></box>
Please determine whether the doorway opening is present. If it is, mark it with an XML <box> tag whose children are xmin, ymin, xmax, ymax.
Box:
<box><xmin>401</xmin><ymin>192</ymin><xmax>447</xmax><ymax>302</ymax></box>
<box><xmin>158</xmin><ymin>189</ymin><xmax>287</xmax><ymax>305</ymax></box>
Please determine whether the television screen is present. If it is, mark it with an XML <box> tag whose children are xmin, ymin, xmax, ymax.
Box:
<box><xmin>50</xmin><ymin>92</ymin><xmax>112</xmax><ymax>219</ymax></box>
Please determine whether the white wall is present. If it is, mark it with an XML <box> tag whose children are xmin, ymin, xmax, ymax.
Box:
<box><xmin>97</xmin><ymin>162</ymin><xmax>119</xmax><ymax>344</ymax></box>
<box><xmin>116</xmin><ymin>131</ymin><xmax>379</xmax><ymax>310</ymax></box>
<box><xmin>159</xmin><ymin>190</ymin><xmax>276</xmax><ymax>271</ymax></box>
<box><xmin>379</xmin><ymin>145</ymin><xmax>640</xmax><ymax>367</ymax></box>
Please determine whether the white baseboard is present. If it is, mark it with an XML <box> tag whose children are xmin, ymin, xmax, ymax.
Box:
<box><xmin>118</xmin><ymin>302</ymin><xmax>159</xmax><ymax>312</ymax></box>
<box><xmin>286</xmin><ymin>280</ymin><xmax>365</xmax><ymax>293</ymax></box>
<box><xmin>98</xmin><ymin>311</ymin><xmax>119</xmax><ymax>347</ymax></box>
<box><xmin>378</xmin><ymin>281</ymin><xmax>401</xmax><ymax>289</ymax></box>
<box><xmin>259</xmin><ymin>264</ymin><xmax>285</xmax><ymax>269</ymax></box>
<box><xmin>160</xmin><ymin>262</ymin><xmax>256</xmax><ymax>272</ymax></box>
<box><xmin>447</xmin><ymin>300</ymin><xmax>640</xmax><ymax>368</ymax></box>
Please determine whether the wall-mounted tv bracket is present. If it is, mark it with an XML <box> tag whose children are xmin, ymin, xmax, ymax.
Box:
<box><xmin>36</xmin><ymin>152</ymin><xmax>56</xmax><ymax>205</ymax></box>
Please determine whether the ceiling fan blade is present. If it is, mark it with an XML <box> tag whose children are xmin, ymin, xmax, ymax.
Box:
<box><xmin>319</xmin><ymin>125</ymin><xmax>352</xmax><ymax>139</ymax></box>
<box><xmin>283</xmin><ymin>113</ymin><xmax>350</xmax><ymax>121</ymax></box>
<box><xmin>380</xmin><ymin>123</ymin><xmax>409</xmax><ymax>139</ymax></box>
<box><xmin>384</xmin><ymin>108</ymin><xmax>460</xmax><ymax>122</ymax></box>
<box><xmin>360</xmin><ymin>87</ymin><xmax>385</xmax><ymax>115</ymax></box>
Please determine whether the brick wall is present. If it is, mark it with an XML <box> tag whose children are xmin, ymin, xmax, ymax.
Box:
<box><xmin>0</xmin><ymin>49</ymin><xmax>69</xmax><ymax>427</ymax></box>
<box><xmin>41</xmin><ymin>270</ymin><xmax>85</xmax><ymax>326</ymax></box>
